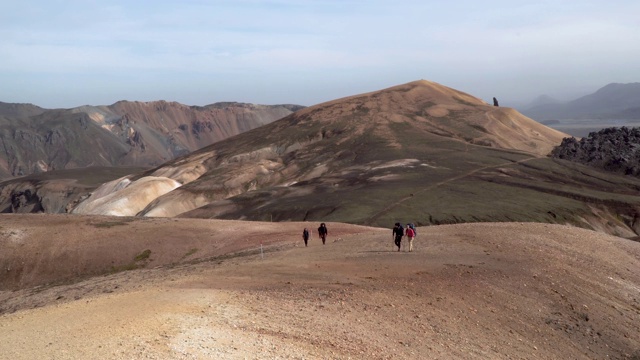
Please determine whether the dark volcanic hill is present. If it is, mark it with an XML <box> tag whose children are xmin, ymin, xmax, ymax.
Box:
<box><xmin>0</xmin><ymin>100</ymin><xmax>303</xmax><ymax>178</ymax></box>
<box><xmin>4</xmin><ymin>80</ymin><xmax>640</xmax><ymax>237</ymax></box>
<box><xmin>522</xmin><ymin>82</ymin><xmax>640</xmax><ymax>121</ymax></box>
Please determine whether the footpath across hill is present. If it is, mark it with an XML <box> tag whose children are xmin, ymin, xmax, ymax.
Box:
<box><xmin>0</xmin><ymin>215</ymin><xmax>639</xmax><ymax>359</ymax></box>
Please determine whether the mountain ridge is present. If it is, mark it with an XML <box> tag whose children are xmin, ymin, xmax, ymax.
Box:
<box><xmin>522</xmin><ymin>82</ymin><xmax>640</xmax><ymax>121</ymax></box>
<box><xmin>0</xmin><ymin>101</ymin><xmax>46</xmax><ymax>118</ymax></box>
<box><xmin>0</xmin><ymin>100</ymin><xmax>303</xmax><ymax>178</ymax></box>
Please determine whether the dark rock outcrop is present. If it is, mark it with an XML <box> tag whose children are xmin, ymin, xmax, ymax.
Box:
<box><xmin>551</xmin><ymin>127</ymin><xmax>640</xmax><ymax>176</ymax></box>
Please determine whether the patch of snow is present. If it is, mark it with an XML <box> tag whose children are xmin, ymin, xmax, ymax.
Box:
<box><xmin>371</xmin><ymin>159</ymin><xmax>420</xmax><ymax>170</ymax></box>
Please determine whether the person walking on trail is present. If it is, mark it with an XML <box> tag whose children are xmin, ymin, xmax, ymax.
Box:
<box><xmin>405</xmin><ymin>224</ymin><xmax>416</xmax><ymax>252</ymax></box>
<box><xmin>318</xmin><ymin>223</ymin><xmax>328</xmax><ymax>245</ymax></box>
<box><xmin>392</xmin><ymin>222</ymin><xmax>404</xmax><ymax>252</ymax></box>
<box><xmin>302</xmin><ymin>228</ymin><xmax>310</xmax><ymax>247</ymax></box>
<box><xmin>408</xmin><ymin>223</ymin><xmax>416</xmax><ymax>237</ymax></box>
<box><xmin>408</xmin><ymin>223</ymin><xmax>417</xmax><ymax>248</ymax></box>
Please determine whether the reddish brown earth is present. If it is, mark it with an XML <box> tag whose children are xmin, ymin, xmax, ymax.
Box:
<box><xmin>0</xmin><ymin>214</ymin><xmax>639</xmax><ymax>359</ymax></box>
<box><xmin>0</xmin><ymin>101</ymin><xmax>301</xmax><ymax>178</ymax></box>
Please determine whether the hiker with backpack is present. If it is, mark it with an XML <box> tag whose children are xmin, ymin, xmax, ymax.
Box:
<box><xmin>408</xmin><ymin>223</ymin><xmax>416</xmax><ymax>237</ymax></box>
<box><xmin>392</xmin><ymin>222</ymin><xmax>404</xmax><ymax>252</ymax></box>
<box><xmin>302</xmin><ymin>228</ymin><xmax>310</xmax><ymax>247</ymax></box>
<box><xmin>318</xmin><ymin>223</ymin><xmax>328</xmax><ymax>245</ymax></box>
<box><xmin>405</xmin><ymin>223</ymin><xmax>416</xmax><ymax>252</ymax></box>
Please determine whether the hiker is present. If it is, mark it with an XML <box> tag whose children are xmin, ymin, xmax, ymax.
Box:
<box><xmin>408</xmin><ymin>223</ymin><xmax>417</xmax><ymax>238</ymax></box>
<box><xmin>318</xmin><ymin>223</ymin><xmax>328</xmax><ymax>245</ymax></box>
<box><xmin>405</xmin><ymin>223</ymin><xmax>416</xmax><ymax>252</ymax></box>
<box><xmin>392</xmin><ymin>222</ymin><xmax>404</xmax><ymax>252</ymax></box>
<box><xmin>302</xmin><ymin>228</ymin><xmax>310</xmax><ymax>247</ymax></box>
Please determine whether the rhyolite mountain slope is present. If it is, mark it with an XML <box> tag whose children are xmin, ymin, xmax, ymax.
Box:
<box><xmin>522</xmin><ymin>82</ymin><xmax>640</xmax><ymax>121</ymax></box>
<box><xmin>70</xmin><ymin>80</ymin><xmax>561</xmax><ymax>215</ymax></box>
<box><xmin>60</xmin><ymin>80</ymin><xmax>640</xmax><ymax>237</ymax></box>
<box><xmin>3</xmin><ymin>80</ymin><xmax>640</xmax><ymax>236</ymax></box>
<box><xmin>0</xmin><ymin>100</ymin><xmax>302</xmax><ymax>178</ymax></box>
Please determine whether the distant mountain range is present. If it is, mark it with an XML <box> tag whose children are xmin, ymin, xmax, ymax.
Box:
<box><xmin>521</xmin><ymin>82</ymin><xmax>640</xmax><ymax>121</ymax></box>
<box><xmin>0</xmin><ymin>101</ymin><xmax>303</xmax><ymax>178</ymax></box>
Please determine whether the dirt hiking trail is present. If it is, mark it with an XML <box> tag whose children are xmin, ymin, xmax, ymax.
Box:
<box><xmin>1</xmin><ymin>215</ymin><xmax>639</xmax><ymax>359</ymax></box>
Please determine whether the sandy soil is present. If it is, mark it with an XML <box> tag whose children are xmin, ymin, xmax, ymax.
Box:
<box><xmin>1</xmin><ymin>214</ymin><xmax>639</xmax><ymax>359</ymax></box>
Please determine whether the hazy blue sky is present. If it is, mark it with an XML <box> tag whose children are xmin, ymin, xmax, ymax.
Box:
<box><xmin>1</xmin><ymin>0</ymin><xmax>639</xmax><ymax>108</ymax></box>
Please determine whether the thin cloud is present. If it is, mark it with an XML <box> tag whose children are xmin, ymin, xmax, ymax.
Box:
<box><xmin>0</xmin><ymin>0</ymin><xmax>638</xmax><ymax>108</ymax></box>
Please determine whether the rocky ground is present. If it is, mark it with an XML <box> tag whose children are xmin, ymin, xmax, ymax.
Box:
<box><xmin>0</xmin><ymin>215</ymin><xmax>639</xmax><ymax>359</ymax></box>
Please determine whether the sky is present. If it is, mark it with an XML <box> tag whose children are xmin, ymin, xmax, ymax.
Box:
<box><xmin>1</xmin><ymin>0</ymin><xmax>639</xmax><ymax>109</ymax></box>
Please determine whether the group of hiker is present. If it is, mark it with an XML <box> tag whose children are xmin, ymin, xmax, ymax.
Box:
<box><xmin>302</xmin><ymin>222</ymin><xmax>418</xmax><ymax>252</ymax></box>
<box><xmin>392</xmin><ymin>222</ymin><xmax>417</xmax><ymax>252</ymax></box>
<box><xmin>302</xmin><ymin>223</ymin><xmax>328</xmax><ymax>247</ymax></box>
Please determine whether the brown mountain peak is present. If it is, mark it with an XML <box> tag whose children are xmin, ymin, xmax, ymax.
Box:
<box><xmin>103</xmin><ymin>79</ymin><xmax>571</xmax><ymax>220</ymax></box>
<box><xmin>264</xmin><ymin>79</ymin><xmax>565</xmax><ymax>157</ymax></box>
